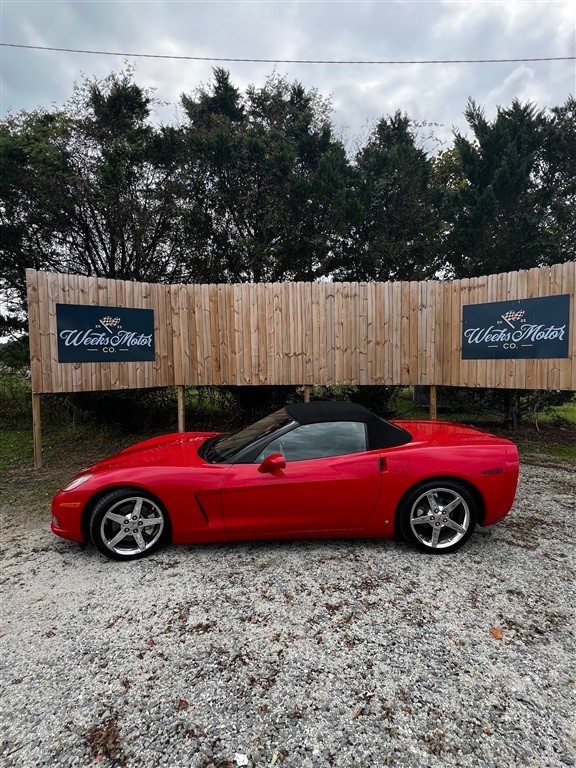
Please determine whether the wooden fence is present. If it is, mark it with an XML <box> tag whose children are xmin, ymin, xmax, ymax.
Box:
<box><xmin>27</xmin><ymin>263</ymin><xmax>576</xmax><ymax>394</ymax></box>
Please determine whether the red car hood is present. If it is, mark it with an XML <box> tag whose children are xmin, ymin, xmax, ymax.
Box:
<box><xmin>86</xmin><ymin>432</ymin><xmax>219</xmax><ymax>472</ymax></box>
<box><xmin>393</xmin><ymin>420</ymin><xmax>513</xmax><ymax>447</ymax></box>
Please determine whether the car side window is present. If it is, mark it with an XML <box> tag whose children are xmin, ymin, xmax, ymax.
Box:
<box><xmin>255</xmin><ymin>421</ymin><xmax>367</xmax><ymax>463</ymax></box>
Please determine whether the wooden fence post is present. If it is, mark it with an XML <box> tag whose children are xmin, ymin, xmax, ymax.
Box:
<box><xmin>32</xmin><ymin>393</ymin><xmax>42</xmax><ymax>469</ymax></box>
<box><xmin>303</xmin><ymin>385</ymin><xmax>311</xmax><ymax>403</ymax></box>
<box><xmin>429</xmin><ymin>385</ymin><xmax>438</xmax><ymax>420</ymax></box>
<box><xmin>177</xmin><ymin>385</ymin><xmax>186</xmax><ymax>432</ymax></box>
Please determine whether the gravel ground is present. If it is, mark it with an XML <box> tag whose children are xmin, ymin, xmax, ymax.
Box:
<box><xmin>1</xmin><ymin>462</ymin><xmax>575</xmax><ymax>768</ymax></box>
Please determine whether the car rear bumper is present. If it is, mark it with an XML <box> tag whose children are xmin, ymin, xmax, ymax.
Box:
<box><xmin>481</xmin><ymin>445</ymin><xmax>520</xmax><ymax>526</ymax></box>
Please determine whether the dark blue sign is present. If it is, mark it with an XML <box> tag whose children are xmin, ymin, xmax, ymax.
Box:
<box><xmin>462</xmin><ymin>295</ymin><xmax>570</xmax><ymax>359</ymax></box>
<box><xmin>57</xmin><ymin>304</ymin><xmax>155</xmax><ymax>363</ymax></box>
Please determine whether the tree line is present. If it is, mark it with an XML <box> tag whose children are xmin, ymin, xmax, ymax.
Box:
<box><xmin>1</xmin><ymin>67</ymin><xmax>574</xmax><ymax>332</ymax></box>
<box><xmin>1</xmin><ymin>68</ymin><xmax>575</xmax><ymax>426</ymax></box>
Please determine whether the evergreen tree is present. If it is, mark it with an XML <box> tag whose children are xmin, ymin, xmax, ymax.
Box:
<box><xmin>331</xmin><ymin>112</ymin><xmax>441</xmax><ymax>281</ymax></box>
<box><xmin>0</xmin><ymin>69</ymin><xmax>185</xmax><ymax>318</ymax></box>
<box><xmin>446</xmin><ymin>98</ymin><xmax>575</xmax><ymax>278</ymax></box>
<box><xmin>178</xmin><ymin>69</ymin><xmax>351</xmax><ymax>283</ymax></box>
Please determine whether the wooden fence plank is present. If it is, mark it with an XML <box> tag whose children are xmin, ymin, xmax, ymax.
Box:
<box><xmin>525</xmin><ymin>267</ymin><xmax>542</xmax><ymax>390</ymax></box>
<box><xmin>188</xmin><ymin>285</ymin><xmax>202</xmax><ymax>386</ymax></box>
<box><xmin>172</xmin><ymin>284</ymin><xmax>188</xmax><ymax>387</ymax></box>
<box><xmin>358</xmin><ymin>282</ymin><xmax>368</xmax><ymax>385</ymax></box>
<box><xmin>25</xmin><ymin>266</ymin><xmax>576</xmax><ymax>393</ymax></box>
<box><xmin>207</xmin><ymin>284</ymin><xmax>221</xmax><ymax>386</ymax></box>
<box><xmin>46</xmin><ymin>272</ymin><xmax>64</xmax><ymax>393</ymax></box>
<box><xmin>560</xmin><ymin>262</ymin><xmax>576</xmax><ymax>391</ymax></box>
<box><xmin>66</xmin><ymin>273</ymin><xmax>83</xmax><ymax>391</ymax></box>
<box><xmin>122</xmin><ymin>279</ymin><xmax>136</xmax><ymax>390</ymax></box>
<box><xmin>332</xmin><ymin>283</ymin><xmax>343</xmax><ymax>385</ymax></box>
<box><xmin>199</xmin><ymin>284</ymin><xmax>212</xmax><ymax>385</ymax></box>
<box><xmin>548</xmin><ymin>264</ymin><xmax>563</xmax><ymax>390</ymax></box>
<box><xmin>287</xmin><ymin>283</ymin><xmax>299</xmax><ymax>383</ymax></box>
<box><xmin>432</xmin><ymin>280</ymin><xmax>443</xmax><ymax>386</ymax></box>
<box><xmin>484</xmin><ymin>273</ymin><xmax>497</xmax><ymax>389</ymax></box>
<box><xmin>303</xmin><ymin>283</ymin><xmax>313</xmax><ymax>385</ymax></box>
<box><xmin>313</xmin><ymin>283</ymin><xmax>329</xmax><ymax>385</ymax></box>
<box><xmin>137</xmin><ymin>280</ymin><xmax>152</xmax><ymax>388</ymax></box>
<box><xmin>37</xmin><ymin>271</ymin><xmax>53</xmax><ymax>393</ymax></box>
<box><xmin>491</xmin><ymin>271</ymin><xmax>506</xmax><ymax>390</ymax></box>
<box><xmin>391</xmin><ymin>281</ymin><xmax>402</xmax><ymax>385</ymax></box>
<box><xmin>514</xmin><ymin>269</ymin><xmax>528</xmax><ymax>390</ymax></box>
<box><xmin>417</xmin><ymin>279</ymin><xmax>428</xmax><ymax>385</ymax></box>
<box><xmin>346</xmin><ymin>281</ymin><xmax>355</xmax><ymax>385</ymax></box>
<box><xmin>265</xmin><ymin>283</ymin><xmax>276</xmax><ymax>385</ymax></box>
<box><xmin>449</xmin><ymin>279</ymin><xmax>461</xmax><ymax>387</ymax></box>
<box><xmin>256</xmin><ymin>284</ymin><xmax>269</xmax><ymax>385</ymax></box>
<box><xmin>382</xmin><ymin>281</ymin><xmax>393</xmax><ymax>384</ymax></box>
<box><xmin>26</xmin><ymin>270</ymin><xmax>42</xmax><ymax>394</ymax></box>
<box><xmin>400</xmin><ymin>281</ymin><xmax>410</xmax><ymax>385</ymax></box>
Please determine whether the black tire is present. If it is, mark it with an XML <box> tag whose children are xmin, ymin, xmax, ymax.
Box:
<box><xmin>89</xmin><ymin>488</ymin><xmax>168</xmax><ymax>561</ymax></box>
<box><xmin>398</xmin><ymin>480</ymin><xmax>477</xmax><ymax>554</ymax></box>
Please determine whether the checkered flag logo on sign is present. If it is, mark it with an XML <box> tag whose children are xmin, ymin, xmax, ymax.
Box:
<box><xmin>501</xmin><ymin>309</ymin><xmax>525</xmax><ymax>328</ymax></box>
<box><xmin>100</xmin><ymin>316</ymin><xmax>121</xmax><ymax>333</ymax></box>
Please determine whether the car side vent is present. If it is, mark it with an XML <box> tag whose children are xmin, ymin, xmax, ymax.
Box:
<box><xmin>194</xmin><ymin>495</ymin><xmax>209</xmax><ymax>523</ymax></box>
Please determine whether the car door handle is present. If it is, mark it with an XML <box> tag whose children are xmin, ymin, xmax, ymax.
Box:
<box><xmin>378</xmin><ymin>457</ymin><xmax>387</xmax><ymax>472</ymax></box>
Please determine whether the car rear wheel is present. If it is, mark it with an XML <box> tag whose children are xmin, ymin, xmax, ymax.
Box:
<box><xmin>89</xmin><ymin>489</ymin><xmax>167</xmax><ymax>561</ymax></box>
<box><xmin>398</xmin><ymin>480</ymin><xmax>477</xmax><ymax>554</ymax></box>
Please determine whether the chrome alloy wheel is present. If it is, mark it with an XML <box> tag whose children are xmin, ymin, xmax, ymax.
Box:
<box><xmin>409</xmin><ymin>487</ymin><xmax>471</xmax><ymax>550</ymax></box>
<box><xmin>99</xmin><ymin>496</ymin><xmax>165</xmax><ymax>557</ymax></box>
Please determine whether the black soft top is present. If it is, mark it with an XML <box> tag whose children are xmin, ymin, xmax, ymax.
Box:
<box><xmin>285</xmin><ymin>401</ymin><xmax>412</xmax><ymax>450</ymax></box>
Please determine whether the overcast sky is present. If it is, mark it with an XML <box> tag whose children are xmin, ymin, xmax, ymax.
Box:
<box><xmin>1</xmin><ymin>0</ymin><xmax>575</xmax><ymax>152</ymax></box>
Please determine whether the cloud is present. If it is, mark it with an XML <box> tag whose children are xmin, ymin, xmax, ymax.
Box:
<box><xmin>1</xmin><ymin>0</ymin><xmax>574</xmax><ymax>152</ymax></box>
<box><xmin>486</xmin><ymin>65</ymin><xmax>536</xmax><ymax>106</ymax></box>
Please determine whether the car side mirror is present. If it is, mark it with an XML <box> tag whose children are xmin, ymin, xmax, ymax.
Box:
<box><xmin>257</xmin><ymin>453</ymin><xmax>287</xmax><ymax>473</ymax></box>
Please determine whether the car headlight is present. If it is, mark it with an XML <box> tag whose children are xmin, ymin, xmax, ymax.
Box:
<box><xmin>62</xmin><ymin>474</ymin><xmax>93</xmax><ymax>492</ymax></box>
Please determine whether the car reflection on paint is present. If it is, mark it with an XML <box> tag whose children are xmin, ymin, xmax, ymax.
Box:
<box><xmin>51</xmin><ymin>401</ymin><xmax>519</xmax><ymax>561</ymax></box>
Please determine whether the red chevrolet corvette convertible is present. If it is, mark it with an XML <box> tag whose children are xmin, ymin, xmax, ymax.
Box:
<box><xmin>51</xmin><ymin>401</ymin><xmax>519</xmax><ymax>560</ymax></box>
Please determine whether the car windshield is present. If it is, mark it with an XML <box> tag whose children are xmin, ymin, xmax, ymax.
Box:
<box><xmin>201</xmin><ymin>409</ymin><xmax>294</xmax><ymax>463</ymax></box>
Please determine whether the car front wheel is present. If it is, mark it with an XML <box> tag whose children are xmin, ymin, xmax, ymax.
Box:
<box><xmin>398</xmin><ymin>480</ymin><xmax>477</xmax><ymax>554</ymax></box>
<box><xmin>89</xmin><ymin>489</ymin><xmax>168</xmax><ymax>561</ymax></box>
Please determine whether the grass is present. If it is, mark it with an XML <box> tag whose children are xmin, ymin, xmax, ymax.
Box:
<box><xmin>545</xmin><ymin>397</ymin><xmax>576</xmax><ymax>424</ymax></box>
<box><xmin>0</xmin><ymin>425</ymin><xmax>146</xmax><ymax>526</ymax></box>
<box><xmin>0</xmin><ymin>423</ymin><xmax>141</xmax><ymax>473</ymax></box>
<box><xmin>0</xmin><ymin>429</ymin><xmax>34</xmax><ymax>471</ymax></box>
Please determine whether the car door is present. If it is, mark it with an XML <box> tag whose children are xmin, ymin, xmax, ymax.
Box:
<box><xmin>221</xmin><ymin>421</ymin><xmax>383</xmax><ymax>537</ymax></box>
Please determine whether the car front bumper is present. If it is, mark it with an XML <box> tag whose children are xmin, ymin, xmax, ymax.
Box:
<box><xmin>51</xmin><ymin>492</ymin><xmax>86</xmax><ymax>543</ymax></box>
